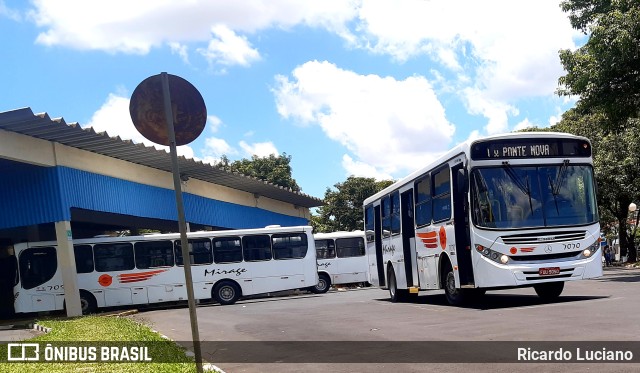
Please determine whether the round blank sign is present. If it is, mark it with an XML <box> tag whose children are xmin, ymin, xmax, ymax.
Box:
<box><xmin>129</xmin><ymin>73</ymin><xmax>207</xmax><ymax>146</ymax></box>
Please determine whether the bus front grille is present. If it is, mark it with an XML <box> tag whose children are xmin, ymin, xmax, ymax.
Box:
<box><xmin>500</xmin><ymin>230</ymin><xmax>587</xmax><ymax>245</ymax></box>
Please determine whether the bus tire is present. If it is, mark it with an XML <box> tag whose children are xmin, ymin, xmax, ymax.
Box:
<box><xmin>213</xmin><ymin>281</ymin><xmax>241</xmax><ymax>305</ymax></box>
<box><xmin>443</xmin><ymin>265</ymin><xmax>466</xmax><ymax>306</ymax></box>
<box><xmin>534</xmin><ymin>282</ymin><xmax>564</xmax><ymax>300</ymax></box>
<box><xmin>79</xmin><ymin>290</ymin><xmax>97</xmax><ymax>315</ymax></box>
<box><xmin>387</xmin><ymin>266</ymin><xmax>409</xmax><ymax>302</ymax></box>
<box><xmin>310</xmin><ymin>273</ymin><xmax>331</xmax><ymax>294</ymax></box>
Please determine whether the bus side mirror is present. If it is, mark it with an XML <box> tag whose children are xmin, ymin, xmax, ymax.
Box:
<box><xmin>457</xmin><ymin>169</ymin><xmax>468</xmax><ymax>194</ymax></box>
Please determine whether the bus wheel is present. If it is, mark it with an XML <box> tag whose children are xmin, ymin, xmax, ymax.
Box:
<box><xmin>213</xmin><ymin>281</ymin><xmax>241</xmax><ymax>305</ymax></box>
<box><xmin>310</xmin><ymin>273</ymin><xmax>331</xmax><ymax>294</ymax></box>
<box><xmin>443</xmin><ymin>267</ymin><xmax>465</xmax><ymax>306</ymax></box>
<box><xmin>79</xmin><ymin>291</ymin><xmax>97</xmax><ymax>315</ymax></box>
<box><xmin>534</xmin><ymin>282</ymin><xmax>564</xmax><ymax>301</ymax></box>
<box><xmin>388</xmin><ymin>266</ymin><xmax>407</xmax><ymax>302</ymax></box>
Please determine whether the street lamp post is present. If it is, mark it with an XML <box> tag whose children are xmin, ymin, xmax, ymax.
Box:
<box><xmin>629</xmin><ymin>203</ymin><xmax>638</xmax><ymax>263</ymax></box>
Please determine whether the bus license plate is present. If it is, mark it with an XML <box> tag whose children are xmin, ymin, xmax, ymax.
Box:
<box><xmin>539</xmin><ymin>267</ymin><xmax>560</xmax><ymax>276</ymax></box>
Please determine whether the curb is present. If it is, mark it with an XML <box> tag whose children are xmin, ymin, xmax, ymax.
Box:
<box><xmin>32</xmin><ymin>323</ymin><xmax>51</xmax><ymax>334</ymax></box>
<box><xmin>147</xmin><ymin>326</ymin><xmax>225</xmax><ymax>373</ymax></box>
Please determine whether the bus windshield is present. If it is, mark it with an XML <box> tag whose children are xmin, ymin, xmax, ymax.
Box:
<box><xmin>471</xmin><ymin>164</ymin><xmax>598</xmax><ymax>229</ymax></box>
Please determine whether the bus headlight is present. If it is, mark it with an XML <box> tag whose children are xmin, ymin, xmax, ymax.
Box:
<box><xmin>580</xmin><ymin>240</ymin><xmax>600</xmax><ymax>259</ymax></box>
<box><xmin>475</xmin><ymin>244</ymin><xmax>509</xmax><ymax>265</ymax></box>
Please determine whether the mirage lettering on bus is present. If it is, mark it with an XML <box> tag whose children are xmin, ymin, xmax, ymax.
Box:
<box><xmin>204</xmin><ymin>267</ymin><xmax>247</xmax><ymax>277</ymax></box>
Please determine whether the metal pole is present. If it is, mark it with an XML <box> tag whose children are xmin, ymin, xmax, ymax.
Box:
<box><xmin>160</xmin><ymin>72</ymin><xmax>203</xmax><ymax>373</ymax></box>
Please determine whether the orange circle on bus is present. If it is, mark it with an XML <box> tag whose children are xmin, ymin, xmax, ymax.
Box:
<box><xmin>98</xmin><ymin>274</ymin><xmax>113</xmax><ymax>287</ymax></box>
<box><xmin>439</xmin><ymin>226</ymin><xmax>447</xmax><ymax>250</ymax></box>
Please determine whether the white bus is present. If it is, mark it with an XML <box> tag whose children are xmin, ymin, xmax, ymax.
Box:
<box><xmin>363</xmin><ymin>132</ymin><xmax>602</xmax><ymax>305</ymax></box>
<box><xmin>310</xmin><ymin>231</ymin><xmax>369</xmax><ymax>293</ymax></box>
<box><xmin>13</xmin><ymin>225</ymin><xmax>317</xmax><ymax>314</ymax></box>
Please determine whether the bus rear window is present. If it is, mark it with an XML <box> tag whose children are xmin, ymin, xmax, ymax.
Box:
<box><xmin>19</xmin><ymin>247</ymin><xmax>57</xmax><ymax>290</ymax></box>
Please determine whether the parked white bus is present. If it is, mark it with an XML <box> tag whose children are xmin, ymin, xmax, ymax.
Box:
<box><xmin>310</xmin><ymin>231</ymin><xmax>369</xmax><ymax>293</ymax></box>
<box><xmin>13</xmin><ymin>225</ymin><xmax>317</xmax><ymax>314</ymax></box>
<box><xmin>363</xmin><ymin>132</ymin><xmax>602</xmax><ymax>305</ymax></box>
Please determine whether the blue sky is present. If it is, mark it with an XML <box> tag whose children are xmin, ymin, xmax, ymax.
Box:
<box><xmin>1</xmin><ymin>1</ymin><xmax>583</xmax><ymax>200</ymax></box>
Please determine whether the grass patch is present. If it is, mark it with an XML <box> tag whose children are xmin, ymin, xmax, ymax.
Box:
<box><xmin>0</xmin><ymin>315</ymin><xmax>207</xmax><ymax>372</ymax></box>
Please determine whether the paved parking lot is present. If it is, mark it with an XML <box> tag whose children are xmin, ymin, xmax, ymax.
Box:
<box><xmin>132</xmin><ymin>266</ymin><xmax>640</xmax><ymax>373</ymax></box>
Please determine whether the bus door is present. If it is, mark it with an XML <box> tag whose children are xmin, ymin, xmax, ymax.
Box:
<box><xmin>400</xmin><ymin>190</ymin><xmax>417</xmax><ymax>287</ymax></box>
<box><xmin>452</xmin><ymin>163</ymin><xmax>474</xmax><ymax>286</ymax></box>
<box><xmin>374</xmin><ymin>204</ymin><xmax>385</xmax><ymax>287</ymax></box>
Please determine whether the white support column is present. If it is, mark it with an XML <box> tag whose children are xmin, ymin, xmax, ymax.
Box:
<box><xmin>55</xmin><ymin>221</ymin><xmax>82</xmax><ymax>317</ymax></box>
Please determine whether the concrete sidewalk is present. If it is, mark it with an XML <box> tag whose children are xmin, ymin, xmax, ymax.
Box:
<box><xmin>0</xmin><ymin>318</ymin><xmax>43</xmax><ymax>342</ymax></box>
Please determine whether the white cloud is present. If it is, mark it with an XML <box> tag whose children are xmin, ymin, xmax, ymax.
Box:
<box><xmin>462</xmin><ymin>87</ymin><xmax>518</xmax><ymax>135</ymax></box>
<box><xmin>274</xmin><ymin>60</ymin><xmax>454</xmax><ymax>178</ymax></box>
<box><xmin>200</xmin><ymin>137</ymin><xmax>279</xmax><ymax>164</ymax></box>
<box><xmin>513</xmin><ymin>118</ymin><xmax>536</xmax><ymax>132</ymax></box>
<box><xmin>342</xmin><ymin>155</ymin><xmax>392</xmax><ymax>180</ymax></box>
<box><xmin>354</xmin><ymin>0</ymin><xmax>580</xmax><ymax>132</ymax></box>
<box><xmin>27</xmin><ymin>0</ymin><xmax>583</xmax><ymax>164</ymax></box>
<box><xmin>197</xmin><ymin>24</ymin><xmax>260</xmax><ymax>70</ymax></box>
<box><xmin>201</xmin><ymin>136</ymin><xmax>237</xmax><ymax>165</ymax></box>
<box><xmin>208</xmin><ymin>115</ymin><xmax>222</xmax><ymax>133</ymax></box>
<box><xmin>239</xmin><ymin>141</ymin><xmax>279</xmax><ymax>157</ymax></box>
<box><xmin>26</xmin><ymin>0</ymin><xmax>356</xmax><ymax>55</ymax></box>
<box><xmin>169</xmin><ymin>42</ymin><xmax>189</xmax><ymax>64</ymax></box>
<box><xmin>84</xmin><ymin>93</ymin><xmax>195</xmax><ymax>158</ymax></box>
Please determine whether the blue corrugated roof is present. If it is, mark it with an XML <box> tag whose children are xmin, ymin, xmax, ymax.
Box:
<box><xmin>0</xmin><ymin>164</ymin><xmax>307</xmax><ymax>230</ymax></box>
<box><xmin>0</xmin><ymin>107</ymin><xmax>323</xmax><ymax>208</ymax></box>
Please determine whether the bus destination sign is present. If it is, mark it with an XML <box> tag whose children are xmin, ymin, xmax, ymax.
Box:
<box><xmin>470</xmin><ymin>138</ymin><xmax>591</xmax><ymax>160</ymax></box>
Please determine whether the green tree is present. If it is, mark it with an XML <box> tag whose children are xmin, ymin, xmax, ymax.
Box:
<box><xmin>556</xmin><ymin>0</ymin><xmax>640</xmax><ymax>261</ymax></box>
<box><xmin>218</xmin><ymin>153</ymin><xmax>301</xmax><ymax>192</ymax></box>
<box><xmin>558</xmin><ymin>0</ymin><xmax>640</xmax><ymax>128</ymax></box>
<box><xmin>525</xmin><ymin>111</ymin><xmax>640</xmax><ymax>262</ymax></box>
<box><xmin>312</xmin><ymin>176</ymin><xmax>394</xmax><ymax>233</ymax></box>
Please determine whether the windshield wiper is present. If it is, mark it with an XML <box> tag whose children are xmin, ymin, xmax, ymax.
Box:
<box><xmin>551</xmin><ymin>160</ymin><xmax>570</xmax><ymax>196</ymax></box>
<box><xmin>547</xmin><ymin>160</ymin><xmax>570</xmax><ymax>214</ymax></box>
<box><xmin>502</xmin><ymin>161</ymin><xmax>533</xmax><ymax>212</ymax></box>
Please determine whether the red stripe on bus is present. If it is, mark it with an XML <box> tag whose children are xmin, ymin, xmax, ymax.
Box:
<box><xmin>119</xmin><ymin>270</ymin><xmax>166</xmax><ymax>278</ymax></box>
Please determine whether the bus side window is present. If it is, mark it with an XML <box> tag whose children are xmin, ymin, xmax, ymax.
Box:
<box><xmin>390</xmin><ymin>192</ymin><xmax>400</xmax><ymax>235</ymax></box>
<box><xmin>382</xmin><ymin>196</ymin><xmax>391</xmax><ymax>237</ymax></box>
<box><xmin>433</xmin><ymin>167</ymin><xmax>451</xmax><ymax>222</ymax></box>
<box><xmin>315</xmin><ymin>239</ymin><xmax>336</xmax><ymax>259</ymax></box>
<box><xmin>74</xmin><ymin>245</ymin><xmax>94</xmax><ymax>274</ymax></box>
<box><xmin>336</xmin><ymin>237</ymin><xmax>365</xmax><ymax>258</ymax></box>
<box><xmin>272</xmin><ymin>234</ymin><xmax>308</xmax><ymax>259</ymax></box>
<box><xmin>212</xmin><ymin>237</ymin><xmax>242</xmax><ymax>264</ymax></box>
<box><xmin>365</xmin><ymin>205</ymin><xmax>375</xmax><ymax>243</ymax></box>
<box><xmin>415</xmin><ymin>175</ymin><xmax>432</xmax><ymax>226</ymax></box>
<box><xmin>242</xmin><ymin>235</ymin><xmax>272</xmax><ymax>262</ymax></box>
<box><xmin>134</xmin><ymin>240</ymin><xmax>174</xmax><ymax>269</ymax></box>
<box><xmin>94</xmin><ymin>243</ymin><xmax>134</xmax><ymax>272</ymax></box>
<box><xmin>175</xmin><ymin>239</ymin><xmax>213</xmax><ymax>266</ymax></box>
